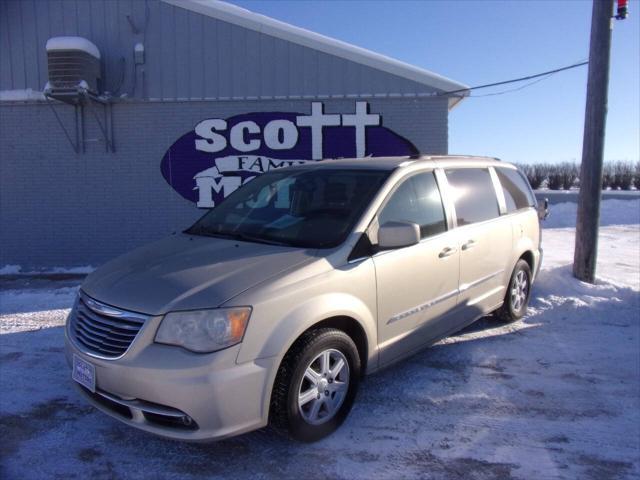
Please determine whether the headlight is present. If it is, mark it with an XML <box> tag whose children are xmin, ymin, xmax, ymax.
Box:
<box><xmin>155</xmin><ymin>307</ymin><xmax>251</xmax><ymax>353</ymax></box>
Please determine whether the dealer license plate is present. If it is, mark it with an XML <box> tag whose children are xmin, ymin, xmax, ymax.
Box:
<box><xmin>72</xmin><ymin>354</ymin><xmax>96</xmax><ymax>393</ymax></box>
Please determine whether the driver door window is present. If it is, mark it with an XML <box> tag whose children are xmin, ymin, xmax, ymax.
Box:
<box><xmin>378</xmin><ymin>172</ymin><xmax>447</xmax><ymax>239</ymax></box>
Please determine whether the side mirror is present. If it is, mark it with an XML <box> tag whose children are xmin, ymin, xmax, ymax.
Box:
<box><xmin>378</xmin><ymin>221</ymin><xmax>421</xmax><ymax>249</ymax></box>
<box><xmin>538</xmin><ymin>198</ymin><xmax>550</xmax><ymax>221</ymax></box>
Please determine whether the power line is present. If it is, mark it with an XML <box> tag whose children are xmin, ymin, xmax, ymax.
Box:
<box><xmin>469</xmin><ymin>72</ymin><xmax>556</xmax><ymax>97</ymax></box>
<box><xmin>441</xmin><ymin>60</ymin><xmax>589</xmax><ymax>97</ymax></box>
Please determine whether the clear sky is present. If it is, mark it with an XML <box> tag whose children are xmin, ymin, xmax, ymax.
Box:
<box><xmin>229</xmin><ymin>0</ymin><xmax>639</xmax><ymax>164</ymax></box>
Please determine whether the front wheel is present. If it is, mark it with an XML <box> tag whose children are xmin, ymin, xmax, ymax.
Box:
<box><xmin>495</xmin><ymin>259</ymin><xmax>532</xmax><ymax>322</ymax></box>
<box><xmin>270</xmin><ymin>328</ymin><xmax>361</xmax><ymax>442</ymax></box>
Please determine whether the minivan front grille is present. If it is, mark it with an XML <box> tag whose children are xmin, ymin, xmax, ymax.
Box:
<box><xmin>69</xmin><ymin>292</ymin><xmax>149</xmax><ymax>358</ymax></box>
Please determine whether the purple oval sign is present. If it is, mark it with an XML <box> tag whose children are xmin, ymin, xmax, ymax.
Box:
<box><xmin>161</xmin><ymin>102</ymin><xmax>418</xmax><ymax>207</ymax></box>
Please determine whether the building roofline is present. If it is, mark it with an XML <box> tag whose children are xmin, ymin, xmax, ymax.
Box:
<box><xmin>162</xmin><ymin>0</ymin><xmax>469</xmax><ymax>109</ymax></box>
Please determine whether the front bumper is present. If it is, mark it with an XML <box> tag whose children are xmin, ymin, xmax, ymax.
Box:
<box><xmin>65</xmin><ymin>320</ymin><xmax>278</xmax><ymax>441</ymax></box>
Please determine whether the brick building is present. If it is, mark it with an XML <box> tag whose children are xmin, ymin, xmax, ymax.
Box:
<box><xmin>0</xmin><ymin>0</ymin><xmax>468</xmax><ymax>268</ymax></box>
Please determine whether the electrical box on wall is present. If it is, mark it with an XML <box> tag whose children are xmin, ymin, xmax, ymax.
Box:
<box><xmin>134</xmin><ymin>43</ymin><xmax>145</xmax><ymax>65</ymax></box>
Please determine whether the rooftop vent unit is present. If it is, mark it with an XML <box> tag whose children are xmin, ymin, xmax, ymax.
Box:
<box><xmin>45</xmin><ymin>36</ymin><xmax>101</xmax><ymax>103</ymax></box>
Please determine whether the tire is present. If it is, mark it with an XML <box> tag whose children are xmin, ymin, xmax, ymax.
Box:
<box><xmin>495</xmin><ymin>259</ymin><xmax>532</xmax><ymax>323</ymax></box>
<box><xmin>269</xmin><ymin>328</ymin><xmax>361</xmax><ymax>442</ymax></box>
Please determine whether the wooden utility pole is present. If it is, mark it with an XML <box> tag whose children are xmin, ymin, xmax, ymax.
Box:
<box><xmin>574</xmin><ymin>0</ymin><xmax>615</xmax><ymax>283</ymax></box>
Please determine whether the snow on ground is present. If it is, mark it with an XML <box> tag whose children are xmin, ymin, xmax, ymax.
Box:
<box><xmin>0</xmin><ymin>89</ymin><xmax>46</xmax><ymax>102</ymax></box>
<box><xmin>1</xmin><ymin>200</ymin><xmax>639</xmax><ymax>480</ymax></box>
<box><xmin>543</xmin><ymin>198</ymin><xmax>640</xmax><ymax>228</ymax></box>
<box><xmin>0</xmin><ymin>286</ymin><xmax>78</xmax><ymax>335</ymax></box>
<box><xmin>543</xmin><ymin>225</ymin><xmax>640</xmax><ymax>290</ymax></box>
<box><xmin>0</xmin><ymin>265</ymin><xmax>94</xmax><ymax>276</ymax></box>
<box><xmin>0</xmin><ymin>266</ymin><xmax>21</xmax><ymax>275</ymax></box>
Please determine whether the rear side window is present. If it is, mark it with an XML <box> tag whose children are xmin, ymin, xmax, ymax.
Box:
<box><xmin>445</xmin><ymin>168</ymin><xmax>499</xmax><ymax>226</ymax></box>
<box><xmin>378</xmin><ymin>172</ymin><xmax>447</xmax><ymax>239</ymax></box>
<box><xmin>496</xmin><ymin>167</ymin><xmax>536</xmax><ymax>212</ymax></box>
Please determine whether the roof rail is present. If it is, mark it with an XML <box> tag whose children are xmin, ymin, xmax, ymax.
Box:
<box><xmin>410</xmin><ymin>154</ymin><xmax>501</xmax><ymax>162</ymax></box>
<box><xmin>444</xmin><ymin>154</ymin><xmax>501</xmax><ymax>162</ymax></box>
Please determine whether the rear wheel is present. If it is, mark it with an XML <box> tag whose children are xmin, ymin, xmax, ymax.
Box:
<box><xmin>270</xmin><ymin>328</ymin><xmax>360</xmax><ymax>442</ymax></box>
<box><xmin>495</xmin><ymin>259</ymin><xmax>532</xmax><ymax>322</ymax></box>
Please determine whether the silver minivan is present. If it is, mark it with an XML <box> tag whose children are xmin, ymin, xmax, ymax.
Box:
<box><xmin>65</xmin><ymin>155</ymin><xmax>543</xmax><ymax>442</ymax></box>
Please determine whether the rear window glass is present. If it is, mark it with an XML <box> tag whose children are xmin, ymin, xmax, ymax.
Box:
<box><xmin>496</xmin><ymin>168</ymin><xmax>536</xmax><ymax>212</ymax></box>
<box><xmin>445</xmin><ymin>168</ymin><xmax>500</xmax><ymax>226</ymax></box>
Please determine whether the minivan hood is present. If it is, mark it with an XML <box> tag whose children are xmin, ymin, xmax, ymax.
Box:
<box><xmin>81</xmin><ymin>234</ymin><xmax>317</xmax><ymax>315</ymax></box>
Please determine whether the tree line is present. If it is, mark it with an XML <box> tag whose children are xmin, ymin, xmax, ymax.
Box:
<box><xmin>517</xmin><ymin>161</ymin><xmax>639</xmax><ymax>190</ymax></box>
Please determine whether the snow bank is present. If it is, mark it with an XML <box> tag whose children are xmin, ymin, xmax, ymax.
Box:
<box><xmin>0</xmin><ymin>287</ymin><xmax>77</xmax><ymax>333</ymax></box>
<box><xmin>0</xmin><ymin>89</ymin><xmax>46</xmax><ymax>102</ymax></box>
<box><xmin>0</xmin><ymin>265</ymin><xmax>94</xmax><ymax>276</ymax></box>
<box><xmin>544</xmin><ymin>198</ymin><xmax>640</xmax><ymax>228</ymax></box>
<box><xmin>0</xmin><ymin>265</ymin><xmax>21</xmax><ymax>275</ymax></box>
<box><xmin>47</xmin><ymin>265</ymin><xmax>94</xmax><ymax>274</ymax></box>
<box><xmin>543</xmin><ymin>225</ymin><xmax>640</xmax><ymax>290</ymax></box>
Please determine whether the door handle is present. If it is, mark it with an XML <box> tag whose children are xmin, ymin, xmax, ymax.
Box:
<box><xmin>438</xmin><ymin>246</ymin><xmax>457</xmax><ymax>258</ymax></box>
<box><xmin>462</xmin><ymin>239</ymin><xmax>477</xmax><ymax>251</ymax></box>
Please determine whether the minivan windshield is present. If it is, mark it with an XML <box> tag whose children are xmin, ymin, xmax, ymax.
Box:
<box><xmin>186</xmin><ymin>168</ymin><xmax>390</xmax><ymax>248</ymax></box>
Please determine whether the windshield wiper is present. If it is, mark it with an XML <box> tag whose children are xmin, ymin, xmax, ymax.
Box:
<box><xmin>183</xmin><ymin>225</ymin><xmax>209</xmax><ymax>236</ymax></box>
<box><xmin>186</xmin><ymin>228</ymin><xmax>292</xmax><ymax>247</ymax></box>
<box><xmin>231</xmin><ymin>232</ymin><xmax>293</xmax><ymax>247</ymax></box>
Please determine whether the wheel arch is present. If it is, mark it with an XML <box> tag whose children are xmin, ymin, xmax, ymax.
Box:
<box><xmin>295</xmin><ymin>315</ymin><xmax>369</xmax><ymax>375</ymax></box>
<box><xmin>519</xmin><ymin>250</ymin><xmax>535</xmax><ymax>272</ymax></box>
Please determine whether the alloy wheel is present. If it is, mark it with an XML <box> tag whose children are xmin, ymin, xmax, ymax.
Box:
<box><xmin>297</xmin><ymin>349</ymin><xmax>350</xmax><ymax>425</ymax></box>
<box><xmin>511</xmin><ymin>270</ymin><xmax>529</xmax><ymax>311</ymax></box>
